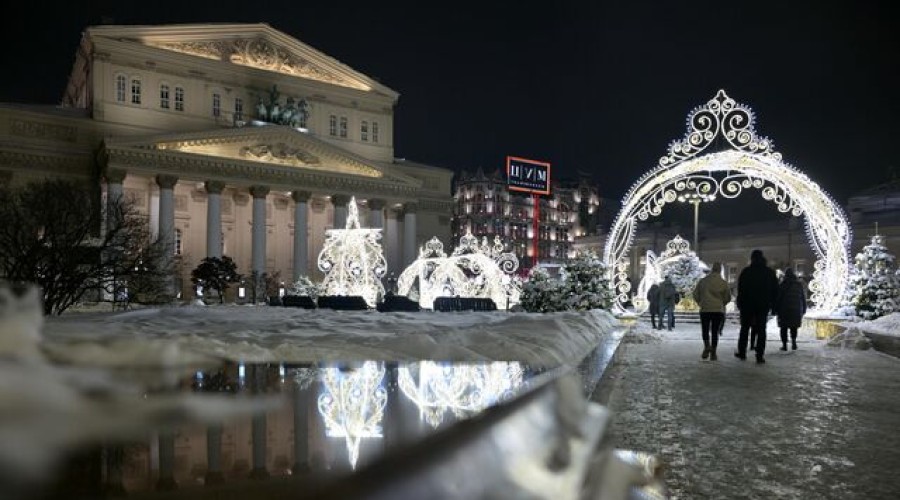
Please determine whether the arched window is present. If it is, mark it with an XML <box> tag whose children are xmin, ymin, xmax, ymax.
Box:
<box><xmin>115</xmin><ymin>75</ymin><xmax>127</xmax><ymax>102</ymax></box>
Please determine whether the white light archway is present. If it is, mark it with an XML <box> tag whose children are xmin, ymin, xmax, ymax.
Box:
<box><xmin>604</xmin><ymin>90</ymin><xmax>851</xmax><ymax>314</ymax></box>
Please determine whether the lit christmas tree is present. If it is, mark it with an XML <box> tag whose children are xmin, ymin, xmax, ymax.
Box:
<box><xmin>850</xmin><ymin>234</ymin><xmax>900</xmax><ymax>319</ymax></box>
<box><xmin>317</xmin><ymin>197</ymin><xmax>387</xmax><ymax>307</ymax></box>
<box><xmin>661</xmin><ymin>256</ymin><xmax>706</xmax><ymax>298</ymax></box>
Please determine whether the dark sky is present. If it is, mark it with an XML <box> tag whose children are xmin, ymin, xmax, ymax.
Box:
<box><xmin>1</xmin><ymin>1</ymin><xmax>897</xmax><ymax>225</ymax></box>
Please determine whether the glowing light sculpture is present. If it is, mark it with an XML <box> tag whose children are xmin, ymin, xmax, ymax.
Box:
<box><xmin>398</xmin><ymin>361</ymin><xmax>524</xmax><ymax>428</ymax></box>
<box><xmin>317</xmin><ymin>197</ymin><xmax>387</xmax><ymax>307</ymax></box>
<box><xmin>604</xmin><ymin>90</ymin><xmax>851</xmax><ymax>314</ymax></box>
<box><xmin>317</xmin><ymin>361</ymin><xmax>387</xmax><ymax>469</ymax></box>
<box><xmin>396</xmin><ymin>231</ymin><xmax>521</xmax><ymax>309</ymax></box>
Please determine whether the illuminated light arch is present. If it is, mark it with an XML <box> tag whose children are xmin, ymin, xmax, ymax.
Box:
<box><xmin>397</xmin><ymin>231</ymin><xmax>521</xmax><ymax>309</ymax></box>
<box><xmin>604</xmin><ymin>90</ymin><xmax>851</xmax><ymax>314</ymax></box>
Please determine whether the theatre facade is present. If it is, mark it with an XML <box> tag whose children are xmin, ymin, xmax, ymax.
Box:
<box><xmin>0</xmin><ymin>23</ymin><xmax>454</xmax><ymax>297</ymax></box>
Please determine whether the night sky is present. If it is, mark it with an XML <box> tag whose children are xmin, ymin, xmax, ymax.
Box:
<box><xmin>1</xmin><ymin>1</ymin><xmax>897</xmax><ymax>226</ymax></box>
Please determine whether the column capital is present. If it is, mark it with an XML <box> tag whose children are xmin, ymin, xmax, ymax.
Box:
<box><xmin>330</xmin><ymin>194</ymin><xmax>351</xmax><ymax>206</ymax></box>
<box><xmin>367</xmin><ymin>198</ymin><xmax>386</xmax><ymax>210</ymax></box>
<box><xmin>155</xmin><ymin>174</ymin><xmax>178</xmax><ymax>189</ymax></box>
<box><xmin>402</xmin><ymin>202</ymin><xmax>418</xmax><ymax>215</ymax></box>
<box><xmin>291</xmin><ymin>190</ymin><xmax>312</xmax><ymax>203</ymax></box>
<box><xmin>205</xmin><ymin>180</ymin><xmax>226</xmax><ymax>194</ymax></box>
<box><xmin>250</xmin><ymin>185</ymin><xmax>270</xmax><ymax>199</ymax></box>
<box><xmin>105</xmin><ymin>168</ymin><xmax>127</xmax><ymax>184</ymax></box>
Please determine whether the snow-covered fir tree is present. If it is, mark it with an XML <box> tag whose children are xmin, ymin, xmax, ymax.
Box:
<box><xmin>290</xmin><ymin>275</ymin><xmax>321</xmax><ymax>299</ymax></box>
<box><xmin>660</xmin><ymin>254</ymin><xmax>705</xmax><ymax>297</ymax></box>
<box><xmin>850</xmin><ymin>234</ymin><xmax>900</xmax><ymax>319</ymax></box>
<box><xmin>519</xmin><ymin>267</ymin><xmax>562</xmax><ymax>313</ymax></box>
<box><xmin>559</xmin><ymin>251</ymin><xmax>615</xmax><ymax>310</ymax></box>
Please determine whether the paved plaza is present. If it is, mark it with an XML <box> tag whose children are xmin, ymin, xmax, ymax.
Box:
<box><xmin>599</xmin><ymin>319</ymin><xmax>900</xmax><ymax>499</ymax></box>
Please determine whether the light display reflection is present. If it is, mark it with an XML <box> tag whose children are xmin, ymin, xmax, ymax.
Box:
<box><xmin>316</xmin><ymin>361</ymin><xmax>387</xmax><ymax>469</ymax></box>
<box><xmin>398</xmin><ymin>361</ymin><xmax>525</xmax><ymax>428</ymax></box>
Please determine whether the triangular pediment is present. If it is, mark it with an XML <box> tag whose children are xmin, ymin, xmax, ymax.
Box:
<box><xmin>104</xmin><ymin>126</ymin><xmax>422</xmax><ymax>186</ymax></box>
<box><xmin>87</xmin><ymin>23</ymin><xmax>396</xmax><ymax>96</ymax></box>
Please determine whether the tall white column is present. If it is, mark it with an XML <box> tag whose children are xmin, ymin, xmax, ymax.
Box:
<box><xmin>403</xmin><ymin>203</ymin><xmax>418</xmax><ymax>269</ymax></box>
<box><xmin>385</xmin><ymin>208</ymin><xmax>401</xmax><ymax>275</ymax></box>
<box><xmin>331</xmin><ymin>194</ymin><xmax>350</xmax><ymax>229</ymax></box>
<box><xmin>368</xmin><ymin>198</ymin><xmax>385</xmax><ymax>229</ymax></box>
<box><xmin>292</xmin><ymin>191</ymin><xmax>311</xmax><ymax>281</ymax></box>
<box><xmin>105</xmin><ymin>168</ymin><xmax>126</xmax><ymax>232</ymax></box>
<box><xmin>250</xmin><ymin>185</ymin><xmax>269</xmax><ymax>276</ymax></box>
<box><xmin>205</xmin><ymin>181</ymin><xmax>225</xmax><ymax>259</ymax></box>
<box><xmin>156</xmin><ymin>175</ymin><xmax>178</xmax><ymax>297</ymax></box>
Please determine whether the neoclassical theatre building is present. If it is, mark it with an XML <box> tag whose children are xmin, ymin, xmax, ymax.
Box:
<box><xmin>0</xmin><ymin>23</ymin><xmax>454</xmax><ymax>297</ymax></box>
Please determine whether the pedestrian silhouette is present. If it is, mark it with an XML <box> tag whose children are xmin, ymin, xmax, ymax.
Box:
<box><xmin>775</xmin><ymin>267</ymin><xmax>806</xmax><ymax>351</ymax></box>
<box><xmin>735</xmin><ymin>249</ymin><xmax>779</xmax><ymax>363</ymax></box>
<box><xmin>659</xmin><ymin>276</ymin><xmax>679</xmax><ymax>331</ymax></box>
<box><xmin>647</xmin><ymin>282</ymin><xmax>661</xmax><ymax>329</ymax></box>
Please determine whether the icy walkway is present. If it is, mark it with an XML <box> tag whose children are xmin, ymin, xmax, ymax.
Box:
<box><xmin>601</xmin><ymin>319</ymin><xmax>900</xmax><ymax>499</ymax></box>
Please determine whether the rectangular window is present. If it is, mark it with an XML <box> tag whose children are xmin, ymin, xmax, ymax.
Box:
<box><xmin>372</xmin><ymin>121</ymin><xmax>379</xmax><ymax>143</ymax></box>
<box><xmin>174</xmin><ymin>228</ymin><xmax>183</xmax><ymax>256</ymax></box>
<box><xmin>131</xmin><ymin>78</ymin><xmax>141</xmax><ymax>105</ymax></box>
<box><xmin>212</xmin><ymin>93</ymin><xmax>221</xmax><ymax>117</ymax></box>
<box><xmin>116</xmin><ymin>75</ymin><xmax>126</xmax><ymax>102</ymax></box>
<box><xmin>160</xmin><ymin>84</ymin><xmax>170</xmax><ymax>109</ymax></box>
<box><xmin>329</xmin><ymin>114</ymin><xmax>337</xmax><ymax>136</ymax></box>
<box><xmin>361</xmin><ymin>121</ymin><xmax>368</xmax><ymax>142</ymax></box>
<box><xmin>339</xmin><ymin>116</ymin><xmax>348</xmax><ymax>138</ymax></box>
<box><xmin>174</xmin><ymin>86</ymin><xmax>184</xmax><ymax>111</ymax></box>
<box><xmin>234</xmin><ymin>97</ymin><xmax>243</xmax><ymax>121</ymax></box>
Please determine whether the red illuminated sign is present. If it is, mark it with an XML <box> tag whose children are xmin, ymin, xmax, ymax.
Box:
<box><xmin>506</xmin><ymin>156</ymin><xmax>551</xmax><ymax>195</ymax></box>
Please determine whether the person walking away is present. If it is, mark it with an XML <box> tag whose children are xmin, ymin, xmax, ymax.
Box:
<box><xmin>659</xmin><ymin>276</ymin><xmax>679</xmax><ymax>331</ymax></box>
<box><xmin>775</xmin><ymin>267</ymin><xmax>806</xmax><ymax>351</ymax></box>
<box><xmin>647</xmin><ymin>282</ymin><xmax>661</xmax><ymax>330</ymax></box>
<box><xmin>693</xmin><ymin>262</ymin><xmax>732</xmax><ymax>361</ymax></box>
<box><xmin>735</xmin><ymin>249</ymin><xmax>779</xmax><ymax>363</ymax></box>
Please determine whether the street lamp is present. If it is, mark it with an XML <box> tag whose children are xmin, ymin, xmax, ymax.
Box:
<box><xmin>676</xmin><ymin>191</ymin><xmax>715</xmax><ymax>255</ymax></box>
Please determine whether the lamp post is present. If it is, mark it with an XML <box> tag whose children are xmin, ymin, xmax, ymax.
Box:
<box><xmin>676</xmin><ymin>192</ymin><xmax>715</xmax><ymax>255</ymax></box>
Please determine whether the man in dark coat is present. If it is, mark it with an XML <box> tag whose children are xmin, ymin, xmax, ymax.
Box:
<box><xmin>646</xmin><ymin>283</ymin><xmax>661</xmax><ymax>329</ymax></box>
<box><xmin>659</xmin><ymin>276</ymin><xmax>679</xmax><ymax>331</ymax></box>
<box><xmin>775</xmin><ymin>267</ymin><xmax>806</xmax><ymax>351</ymax></box>
<box><xmin>735</xmin><ymin>249</ymin><xmax>779</xmax><ymax>363</ymax></box>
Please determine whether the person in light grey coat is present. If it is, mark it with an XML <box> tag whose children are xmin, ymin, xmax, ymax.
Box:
<box><xmin>692</xmin><ymin>262</ymin><xmax>732</xmax><ymax>360</ymax></box>
<box><xmin>775</xmin><ymin>268</ymin><xmax>806</xmax><ymax>351</ymax></box>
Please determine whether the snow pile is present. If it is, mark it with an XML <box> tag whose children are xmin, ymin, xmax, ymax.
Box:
<box><xmin>42</xmin><ymin>306</ymin><xmax>622</xmax><ymax>368</ymax></box>
<box><xmin>826</xmin><ymin>327</ymin><xmax>873</xmax><ymax>350</ymax></box>
<box><xmin>848</xmin><ymin>312</ymin><xmax>900</xmax><ymax>337</ymax></box>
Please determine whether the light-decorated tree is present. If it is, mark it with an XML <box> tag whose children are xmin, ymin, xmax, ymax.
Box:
<box><xmin>660</xmin><ymin>254</ymin><xmax>706</xmax><ymax>298</ymax></box>
<box><xmin>850</xmin><ymin>234</ymin><xmax>900</xmax><ymax>319</ymax></box>
<box><xmin>290</xmin><ymin>275</ymin><xmax>321</xmax><ymax>299</ymax></box>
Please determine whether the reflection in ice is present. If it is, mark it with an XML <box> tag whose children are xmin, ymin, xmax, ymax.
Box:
<box><xmin>317</xmin><ymin>362</ymin><xmax>387</xmax><ymax>469</ymax></box>
<box><xmin>398</xmin><ymin>361</ymin><xmax>525</xmax><ymax>428</ymax></box>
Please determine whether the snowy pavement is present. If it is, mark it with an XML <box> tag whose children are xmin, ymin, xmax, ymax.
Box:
<box><xmin>601</xmin><ymin>319</ymin><xmax>900</xmax><ymax>499</ymax></box>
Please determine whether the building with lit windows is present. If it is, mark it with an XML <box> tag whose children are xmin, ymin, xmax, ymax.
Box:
<box><xmin>452</xmin><ymin>168</ymin><xmax>602</xmax><ymax>270</ymax></box>
<box><xmin>0</xmin><ymin>23</ymin><xmax>454</xmax><ymax>298</ymax></box>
